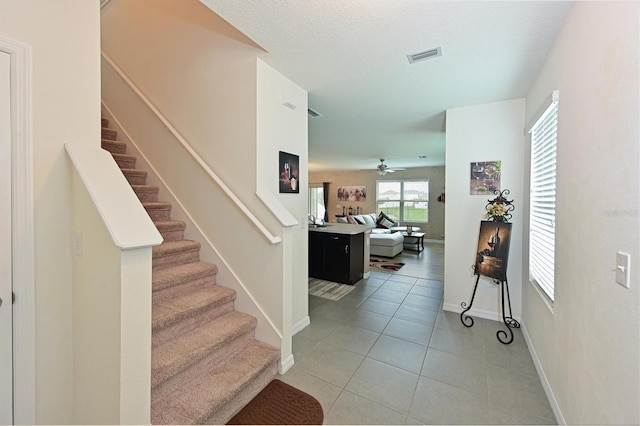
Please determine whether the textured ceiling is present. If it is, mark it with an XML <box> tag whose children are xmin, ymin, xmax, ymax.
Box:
<box><xmin>202</xmin><ymin>0</ymin><xmax>573</xmax><ymax>171</ymax></box>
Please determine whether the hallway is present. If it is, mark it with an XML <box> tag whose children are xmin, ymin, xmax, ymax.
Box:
<box><xmin>280</xmin><ymin>242</ymin><xmax>555</xmax><ymax>424</ymax></box>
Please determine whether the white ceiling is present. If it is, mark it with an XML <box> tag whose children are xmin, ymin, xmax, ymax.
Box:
<box><xmin>202</xmin><ymin>0</ymin><xmax>573</xmax><ymax>172</ymax></box>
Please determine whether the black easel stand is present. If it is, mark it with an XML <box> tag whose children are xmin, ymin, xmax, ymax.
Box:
<box><xmin>459</xmin><ymin>271</ymin><xmax>520</xmax><ymax>344</ymax></box>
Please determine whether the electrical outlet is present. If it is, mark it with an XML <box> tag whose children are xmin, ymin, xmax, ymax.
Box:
<box><xmin>616</xmin><ymin>251</ymin><xmax>630</xmax><ymax>288</ymax></box>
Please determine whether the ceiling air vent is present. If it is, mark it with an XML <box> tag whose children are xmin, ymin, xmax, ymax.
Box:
<box><xmin>407</xmin><ymin>47</ymin><xmax>442</xmax><ymax>64</ymax></box>
<box><xmin>308</xmin><ymin>108</ymin><xmax>322</xmax><ymax>118</ymax></box>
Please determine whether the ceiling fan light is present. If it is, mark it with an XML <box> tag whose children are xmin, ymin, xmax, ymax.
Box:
<box><xmin>378</xmin><ymin>169</ymin><xmax>387</xmax><ymax>176</ymax></box>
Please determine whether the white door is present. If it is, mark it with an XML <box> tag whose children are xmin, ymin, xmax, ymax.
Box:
<box><xmin>0</xmin><ymin>50</ymin><xmax>13</xmax><ymax>425</ymax></box>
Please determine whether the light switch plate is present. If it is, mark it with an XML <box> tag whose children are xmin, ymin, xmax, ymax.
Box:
<box><xmin>616</xmin><ymin>251</ymin><xmax>630</xmax><ymax>288</ymax></box>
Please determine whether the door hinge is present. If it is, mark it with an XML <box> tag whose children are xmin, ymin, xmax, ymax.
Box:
<box><xmin>12</xmin><ymin>291</ymin><xmax>15</xmax><ymax>304</ymax></box>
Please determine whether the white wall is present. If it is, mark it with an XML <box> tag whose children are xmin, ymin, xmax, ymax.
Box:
<box><xmin>522</xmin><ymin>2</ymin><xmax>639</xmax><ymax>424</ymax></box>
<box><xmin>101</xmin><ymin>0</ymin><xmax>269</xmax><ymax>217</ymax></box>
<box><xmin>0</xmin><ymin>1</ymin><xmax>101</xmax><ymax>423</ymax></box>
<box><xmin>444</xmin><ymin>99</ymin><xmax>525</xmax><ymax>320</ymax></box>
<box><xmin>256</xmin><ymin>59</ymin><xmax>309</xmax><ymax>333</ymax></box>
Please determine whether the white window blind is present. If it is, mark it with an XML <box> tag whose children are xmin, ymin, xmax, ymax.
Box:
<box><xmin>529</xmin><ymin>92</ymin><xmax>558</xmax><ymax>301</ymax></box>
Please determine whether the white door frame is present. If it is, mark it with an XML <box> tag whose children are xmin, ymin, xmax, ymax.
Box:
<box><xmin>0</xmin><ymin>48</ymin><xmax>13</xmax><ymax>426</ymax></box>
<box><xmin>0</xmin><ymin>34</ymin><xmax>35</xmax><ymax>425</ymax></box>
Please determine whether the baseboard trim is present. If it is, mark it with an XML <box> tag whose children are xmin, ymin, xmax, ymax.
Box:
<box><xmin>521</xmin><ymin>322</ymin><xmax>565</xmax><ymax>425</ymax></box>
<box><xmin>292</xmin><ymin>316</ymin><xmax>310</xmax><ymax>336</ymax></box>
<box><xmin>443</xmin><ymin>302</ymin><xmax>521</xmax><ymax>323</ymax></box>
<box><xmin>363</xmin><ymin>271</ymin><xmax>371</xmax><ymax>279</ymax></box>
<box><xmin>279</xmin><ymin>354</ymin><xmax>295</xmax><ymax>374</ymax></box>
<box><xmin>443</xmin><ymin>302</ymin><xmax>563</xmax><ymax>424</ymax></box>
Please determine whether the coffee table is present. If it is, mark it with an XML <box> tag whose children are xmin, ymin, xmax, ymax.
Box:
<box><xmin>401</xmin><ymin>231</ymin><xmax>425</xmax><ymax>252</ymax></box>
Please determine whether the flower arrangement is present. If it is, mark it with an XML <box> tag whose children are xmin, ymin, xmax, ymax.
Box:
<box><xmin>483</xmin><ymin>189</ymin><xmax>514</xmax><ymax>222</ymax></box>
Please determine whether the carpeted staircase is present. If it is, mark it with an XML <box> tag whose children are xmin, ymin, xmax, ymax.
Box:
<box><xmin>101</xmin><ymin>118</ymin><xmax>280</xmax><ymax>424</ymax></box>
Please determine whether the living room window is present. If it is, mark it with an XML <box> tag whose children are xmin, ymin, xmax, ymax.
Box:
<box><xmin>308</xmin><ymin>185</ymin><xmax>325</xmax><ymax>221</ymax></box>
<box><xmin>376</xmin><ymin>180</ymin><xmax>429</xmax><ymax>223</ymax></box>
<box><xmin>528</xmin><ymin>90</ymin><xmax>559</xmax><ymax>302</ymax></box>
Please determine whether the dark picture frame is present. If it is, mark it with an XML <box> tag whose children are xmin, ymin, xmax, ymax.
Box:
<box><xmin>279</xmin><ymin>151</ymin><xmax>300</xmax><ymax>193</ymax></box>
<box><xmin>474</xmin><ymin>221</ymin><xmax>512</xmax><ymax>280</ymax></box>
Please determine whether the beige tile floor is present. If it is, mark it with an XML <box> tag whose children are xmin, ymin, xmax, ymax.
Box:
<box><xmin>279</xmin><ymin>242</ymin><xmax>556</xmax><ymax>425</ymax></box>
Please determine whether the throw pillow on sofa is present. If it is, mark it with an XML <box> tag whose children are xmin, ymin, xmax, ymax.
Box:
<box><xmin>361</xmin><ymin>214</ymin><xmax>377</xmax><ymax>226</ymax></box>
<box><xmin>377</xmin><ymin>211</ymin><xmax>398</xmax><ymax>229</ymax></box>
<box><xmin>351</xmin><ymin>214</ymin><xmax>366</xmax><ymax>224</ymax></box>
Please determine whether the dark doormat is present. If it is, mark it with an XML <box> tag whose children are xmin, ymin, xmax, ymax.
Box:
<box><xmin>228</xmin><ymin>379</ymin><xmax>324</xmax><ymax>425</ymax></box>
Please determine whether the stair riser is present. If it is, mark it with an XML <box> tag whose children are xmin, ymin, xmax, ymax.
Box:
<box><xmin>152</xmin><ymin>299</ymin><xmax>235</xmax><ymax>347</ymax></box>
<box><xmin>134</xmin><ymin>190</ymin><xmax>159</xmax><ymax>203</ymax></box>
<box><xmin>146</xmin><ymin>208</ymin><xmax>171</xmax><ymax>221</ymax></box>
<box><xmin>102</xmin><ymin>128</ymin><xmax>117</xmax><ymax>140</ymax></box>
<box><xmin>159</xmin><ymin>229</ymin><xmax>183</xmax><ymax>242</ymax></box>
<box><xmin>153</xmin><ymin>250</ymin><xmax>200</xmax><ymax>271</ymax></box>
<box><xmin>152</xmin><ymin>329</ymin><xmax>255</xmax><ymax>393</ymax></box>
<box><xmin>101</xmin><ymin>140</ymin><xmax>126</xmax><ymax>154</ymax></box>
<box><xmin>101</xmin><ymin>118</ymin><xmax>109</xmax><ymax>127</ymax></box>
<box><xmin>124</xmin><ymin>174</ymin><xmax>147</xmax><ymax>185</ymax></box>
<box><xmin>153</xmin><ymin>270</ymin><xmax>216</xmax><ymax>293</ymax></box>
<box><xmin>205</xmin><ymin>360</ymin><xmax>279</xmax><ymax>425</ymax></box>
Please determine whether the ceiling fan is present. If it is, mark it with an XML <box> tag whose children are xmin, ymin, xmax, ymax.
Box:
<box><xmin>375</xmin><ymin>158</ymin><xmax>405</xmax><ymax>176</ymax></box>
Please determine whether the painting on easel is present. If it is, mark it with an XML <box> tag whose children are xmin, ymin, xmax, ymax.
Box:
<box><xmin>474</xmin><ymin>221</ymin><xmax>512</xmax><ymax>280</ymax></box>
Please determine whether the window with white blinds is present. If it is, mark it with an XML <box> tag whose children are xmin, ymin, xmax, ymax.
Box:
<box><xmin>528</xmin><ymin>92</ymin><xmax>558</xmax><ymax>301</ymax></box>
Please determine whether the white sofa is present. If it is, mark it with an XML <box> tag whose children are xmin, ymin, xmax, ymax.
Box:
<box><xmin>370</xmin><ymin>230</ymin><xmax>404</xmax><ymax>257</ymax></box>
<box><xmin>336</xmin><ymin>213</ymin><xmax>409</xmax><ymax>258</ymax></box>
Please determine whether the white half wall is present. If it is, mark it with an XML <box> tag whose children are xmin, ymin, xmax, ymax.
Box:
<box><xmin>256</xmin><ymin>59</ymin><xmax>309</xmax><ymax>334</ymax></box>
<box><xmin>522</xmin><ymin>2</ymin><xmax>639</xmax><ymax>424</ymax></box>
<box><xmin>444</xmin><ymin>99</ymin><xmax>525</xmax><ymax>320</ymax></box>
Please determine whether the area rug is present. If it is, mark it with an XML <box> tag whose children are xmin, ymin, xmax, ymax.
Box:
<box><xmin>370</xmin><ymin>257</ymin><xmax>405</xmax><ymax>271</ymax></box>
<box><xmin>227</xmin><ymin>379</ymin><xmax>323</xmax><ymax>425</ymax></box>
<box><xmin>308</xmin><ymin>278</ymin><xmax>355</xmax><ymax>301</ymax></box>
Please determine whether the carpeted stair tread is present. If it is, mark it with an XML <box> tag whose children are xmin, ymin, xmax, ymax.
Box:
<box><xmin>111</xmin><ymin>153</ymin><xmax>137</xmax><ymax>169</ymax></box>
<box><xmin>121</xmin><ymin>167</ymin><xmax>147</xmax><ymax>176</ymax></box>
<box><xmin>153</xmin><ymin>240</ymin><xmax>200</xmax><ymax>258</ymax></box>
<box><xmin>151</xmin><ymin>341</ymin><xmax>280</xmax><ymax>425</ymax></box>
<box><xmin>152</xmin><ymin>311</ymin><xmax>258</xmax><ymax>389</ymax></box>
<box><xmin>152</xmin><ymin>262</ymin><xmax>217</xmax><ymax>292</ymax></box>
<box><xmin>102</xmin><ymin>127</ymin><xmax>117</xmax><ymax>140</ymax></box>
<box><xmin>152</xmin><ymin>283</ymin><xmax>236</xmax><ymax>333</ymax></box>
<box><xmin>154</xmin><ymin>220</ymin><xmax>186</xmax><ymax>232</ymax></box>
<box><xmin>101</xmin><ymin>139</ymin><xmax>126</xmax><ymax>154</ymax></box>
<box><xmin>101</xmin><ymin>117</ymin><xmax>109</xmax><ymax>127</ymax></box>
<box><xmin>143</xmin><ymin>201</ymin><xmax>172</xmax><ymax>210</ymax></box>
